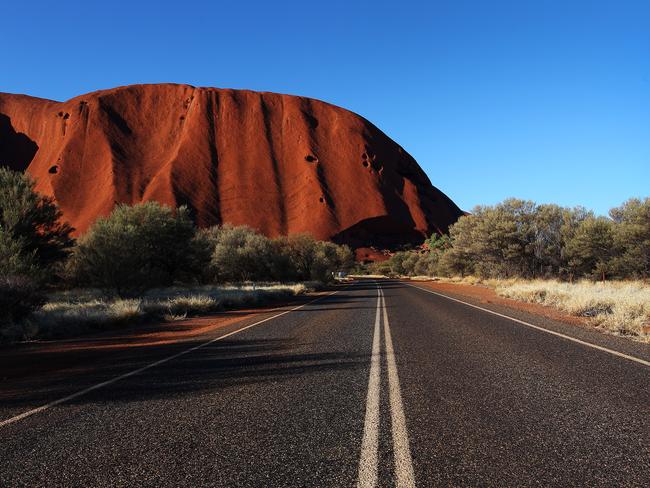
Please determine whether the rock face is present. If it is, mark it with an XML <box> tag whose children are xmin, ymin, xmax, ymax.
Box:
<box><xmin>0</xmin><ymin>84</ymin><xmax>462</xmax><ymax>248</ymax></box>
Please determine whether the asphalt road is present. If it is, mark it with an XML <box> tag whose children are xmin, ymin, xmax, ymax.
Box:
<box><xmin>1</xmin><ymin>279</ymin><xmax>649</xmax><ymax>487</ymax></box>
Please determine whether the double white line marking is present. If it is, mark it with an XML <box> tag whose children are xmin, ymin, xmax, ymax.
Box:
<box><xmin>358</xmin><ymin>285</ymin><xmax>415</xmax><ymax>488</ymax></box>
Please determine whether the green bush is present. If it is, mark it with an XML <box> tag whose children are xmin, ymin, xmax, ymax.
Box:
<box><xmin>0</xmin><ymin>168</ymin><xmax>73</xmax><ymax>274</ymax></box>
<box><xmin>206</xmin><ymin>224</ymin><xmax>276</xmax><ymax>282</ymax></box>
<box><xmin>428</xmin><ymin>200</ymin><xmax>609</xmax><ymax>279</ymax></box>
<box><xmin>67</xmin><ymin>202</ymin><xmax>207</xmax><ymax>296</ymax></box>
<box><xmin>0</xmin><ymin>275</ymin><xmax>46</xmax><ymax>323</ymax></box>
<box><xmin>274</xmin><ymin>234</ymin><xmax>350</xmax><ymax>282</ymax></box>
<box><xmin>378</xmin><ymin>196</ymin><xmax>650</xmax><ymax>282</ymax></box>
<box><xmin>564</xmin><ymin>216</ymin><xmax>616</xmax><ymax>281</ymax></box>
<box><xmin>199</xmin><ymin>227</ymin><xmax>352</xmax><ymax>283</ymax></box>
<box><xmin>0</xmin><ymin>168</ymin><xmax>73</xmax><ymax>328</ymax></box>
<box><xmin>610</xmin><ymin>198</ymin><xmax>650</xmax><ymax>279</ymax></box>
<box><xmin>0</xmin><ymin>229</ymin><xmax>41</xmax><ymax>278</ymax></box>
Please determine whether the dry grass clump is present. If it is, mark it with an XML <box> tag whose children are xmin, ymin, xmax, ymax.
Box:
<box><xmin>348</xmin><ymin>274</ymin><xmax>388</xmax><ymax>279</ymax></box>
<box><xmin>408</xmin><ymin>275</ymin><xmax>433</xmax><ymax>282</ymax></box>
<box><xmin>495</xmin><ymin>280</ymin><xmax>650</xmax><ymax>340</ymax></box>
<box><xmin>430</xmin><ymin>275</ymin><xmax>521</xmax><ymax>288</ymax></box>
<box><xmin>34</xmin><ymin>299</ymin><xmax>144</xmax><ymax>334</ymax></box>
<box><xmin>167</xmin><ymin>295</ymin><xmax>219</xmax><ymax>315</ymax></box>
<box><xmin>143</xmin><ymin>283</ymin><xmax>308</xmax><ymax>310</ymax></box>
<box><xmin>5</xmin><ymin>283</ymin><xmax>311</xmax><ymax>342</ymax></box>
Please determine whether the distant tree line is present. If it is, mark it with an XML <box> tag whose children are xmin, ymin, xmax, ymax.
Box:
<box><xmin>65</xmin><ymin>205</ymin><xmax>353</xmax><ymax>295</ymax></box>
<box><xmin>374</xmin><ymin>198</ymin><xmax>650</xmax><ymax>281</ymax></box>
<box><xmin>0</xmin><ymin>168</ymin><xmax>353</xmax><ymax>323</ymax></box>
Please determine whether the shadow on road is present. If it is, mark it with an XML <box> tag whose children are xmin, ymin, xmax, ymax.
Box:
<box><xmin>0</xmin><ymin>336</ymin><xmax>371</xmax><ymax>409</ymax></box>
<box><xmin>0</xmin><ymin>282</ymin><xmax>388</xmax><ymax>411</ymax></box>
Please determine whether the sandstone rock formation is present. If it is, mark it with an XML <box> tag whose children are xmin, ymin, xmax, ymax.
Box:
<box><xmin>0</xmin><ymin>84</ymin><xmax>462</xmax><ymax>248</ymax></box>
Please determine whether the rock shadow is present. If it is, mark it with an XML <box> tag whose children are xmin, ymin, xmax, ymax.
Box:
<box><xmin>0</xmin><ymin>113</ymin><xmax>39</xmax><ymax>171</ymax></box>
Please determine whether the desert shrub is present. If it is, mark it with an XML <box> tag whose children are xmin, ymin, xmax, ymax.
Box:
<box><xmin>385</xmin><ymin>251</ymin><xmax>409</xmax><ymax>276</ymax></box>
<box><xmin>370</xmin><ymin>260</ymin><xmax>394</xmax><ymax>277</ymax></box>
<box><xmin>0</xmin><ymin>229</ymin><xmax>41</xmax><ymax>278</ymax></box>
<box><xmin>402</xmin><ymin>252</ymin><xmax>420</xmax><ymax>276</ymax></box>
<box><xmin>336</xmin><ymin>244</ymin><xmax>355</xmax><ymax>273</ymax></box>
<box><xmin>436</xmin><ymin>245</ymin><xmax>472</xmax><ymax>277</ymax></box>
<box><xmin>190</xmin><ymin>228</ymin><xmax>220</xmax><ymax>283</ymax></box>
<box><xmin>11</xmin><ymin>283</ymin><xmax>310</xmax><ymax>341</ymax></box>
<box><xmin>272</xmin><ymin>233</ymin><xmax>349</xmax><ymax>282</ymax></box>
<box><xmin>450</xmin><ymin>199</ymin><xmax>540</xmax><ymax>278</ymax></box>
<box><xmin>275</xmin><ymin>234</ymin><xmax>353</xmax><ymax>282</ymax></box>
<box><xmin>275</xmin><ymin>234</ymin><xmax>319</xmax><ymax>281</ymax></box>
<box><xmin>432</xmin><ymin>200</ymin><xmax>622</xmax><ymax>280</ymax></box>
<box><xmin>67</xmin><ymin>202</ymin><xmax>206</xmax><ymax>296</ymax></box>
<box><xmin>564</xmin><ymin>216</ymin><xmax>616</xmax><ymax>281</ymax></box>
<box><xmin>308</xmin><ymin>238</ymin><xmax>354</xmax><ymax>281</ymax></box>
<box><xmin>0</xmin><ymin>275</ymin><xmax>46</xmax><ymax>323</ymax></box>
<box><xmin>371</xmin><ymin>196</ymin><xmax>649</xmax><ymax>284</ymax></box>
<box><xmin>305</xmin><ymin>240</ymin><xmax>339</xmax><ymax>281</ymax></box>
<box><xmin>0</xmin><ymin>168</ymin><xmax>73</xmax><ymax>274</ymax></box>
<box><xmin>372</xmin><ymin>245</ymin><xmax>445</xmax><ymax>278</ymax></box>
<box><xmin>207</xmin><ymin>225</ymin><xmax>276</xmax><ymax>282</ymax></box>
<box><xmin>413</xmin><ymin>252</ymin><xmax>438</xmax><ymax>276</ymax></box>
<box><xmin>610</xmin><ymin>198</ymin><xmax>650</xmax><ymax>279</ymax></box>
<box><xmin>0</xmin><ymin>169</ymin><xmax>73</xmax><ymax>328</ymax></box>
<box><xmin>425</xmin><ymin>233</ymin><xmax>452</xmax><ymax>252</ymax></box>
<box><xmin>197</xmin><ymin>226</ymin><xmax>350</xmax><ymax>284</ymax></box>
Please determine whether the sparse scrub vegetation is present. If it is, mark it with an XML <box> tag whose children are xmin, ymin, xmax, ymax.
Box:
<box><xmin>0</xmin><ymin>275</ymin><xmax>46</xmax><ymax>323</ymax></box>
<box><xmin>4</xmin><ymin>284</ymin><xmax>310</xmax><ymax>342</ymax></box>
<box><xmin>65</xmin><ymin>202</ymin><xmax>204</xmax><ymax>296</ymax></box>
<box><xmin>0</xmin><ymin>176</ymin><xmax>350</xmax><ymax>342</ymax></box>
<box><xmin>495</xmin><ymin>280</ymin><xmax>650</xmax><ymax>340</ymax></box>
<box><xmin>372</xmin><ymin>197</ymin><xmax>650</xmax><ymax>340</ymax></box>
<box><xmin>0</xmin><ymin>168</ymin><xmax>74</xmax><ymax>273</ymax></box>
<box><xmin>0</xmin><ymin>168</ymin><xmax>73</xmax><ymax>324</ymax></box>
<box><xmin>2</xmin><ymin>165</ymin><xmax>647</xmax><ymax>343</ymax></box>
<box><xmin>199</xmin><ymin>225</ymin><xmax>353</xmax><ymax>283</ymax></box>
<box><xmin>376</xmin><ymin>197</ymin><xmax>650</xmax><ymax>282</ymax></box>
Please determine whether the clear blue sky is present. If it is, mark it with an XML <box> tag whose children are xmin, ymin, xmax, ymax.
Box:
<box><xmin>3</xmin><ymin>0</ymin><xmax>648</xmax><ymax>215</ymax></box>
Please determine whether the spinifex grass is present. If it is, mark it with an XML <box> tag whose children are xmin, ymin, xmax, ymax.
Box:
<box><xmin>3</xmin><ymin>283</ymin><xmax>311</xmax><ymax>342</ymax></box>
<box><xmin>495</xmin><ymin>280</ymin><xmax>650</xmax><ymax>340</ymax></box>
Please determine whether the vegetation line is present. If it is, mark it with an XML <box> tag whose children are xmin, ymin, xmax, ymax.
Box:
<box><xmin>1</xmin><ymin>168</ymin><xmax>353</xmax><ymax>343</ymax></box>
<box><xmin>372</xmin><ymin>197</ymin><xmax>650</xmax><ymax>340</ymax></box>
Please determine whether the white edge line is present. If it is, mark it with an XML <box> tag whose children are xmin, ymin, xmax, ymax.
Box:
<box><xmin>405</xmin><ymin>282</ymin><xmax>650</xmax><ymax>368</ymax></box>
<box><xmin>381</xmin><ymin>287</ymin><xmax>416</xmax><ymax>488</ymax></box>
<box><xmin>0</xmin><ymin>289</ymin><xmax>342</xmax><ymax>429</ymax></box>
<box><xmin>356</xmin><ymin>283</ymin><xmax>382</xmax><ymax>488</ymax></box>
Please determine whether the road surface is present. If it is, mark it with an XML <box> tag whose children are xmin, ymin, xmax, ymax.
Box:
<box><xmin>1</xmin><ymin>279</ymin><xmax>649</xmax><ymax>487</ymax></box>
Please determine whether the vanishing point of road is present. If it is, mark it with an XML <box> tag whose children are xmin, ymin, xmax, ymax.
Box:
<box><xmin>1</xmin><ymin>279</ymin><xmax>649</xmax><ymax>487</ymax></box>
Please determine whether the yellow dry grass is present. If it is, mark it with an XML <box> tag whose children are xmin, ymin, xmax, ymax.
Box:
<box><xmin>10</xmin><ymin>283</ymin><xmax>311</xmax><ymax>342</ymax></box>
<box><xmin>495</xmin><ymin>280</ymin><xmax>650</xmax><ymax>340</ymax></box>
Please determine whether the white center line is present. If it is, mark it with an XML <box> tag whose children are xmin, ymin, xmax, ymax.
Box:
<box><xmin>381</xmin><ymin>287</ymin><xmax>416</xmax><ymax>488</ymax></box>
<box><xmin>357</xmin><ymin>284</ymin><xmax>417</xmax><ymax>488</ymax></box>
<box><xmin>357</xmin><ymin>285</ymin><xmax>382</xmax><ymax>488</ymax></box>
<box><xmin>0</xmin><ymin>290</ymin><xmax>340</xmax><ymax>429</ymax></box>
<box><xmin>405</xmin><ymin>282</ymin><xmax>650</xmax><ymax>368</ymax></box>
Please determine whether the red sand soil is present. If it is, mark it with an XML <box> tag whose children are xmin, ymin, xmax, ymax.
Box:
<box><xmin>0</xmin><ymin>84</ymin><xmax>462</xmax><ymax>249</ymax></box>
<box><xmin>410</xmin><ymin>280</ymin><xmax>588</xmax><ymax>328</ymax></box>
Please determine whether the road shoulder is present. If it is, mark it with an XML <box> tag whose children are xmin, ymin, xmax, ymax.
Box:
<box><xmin>403</xmin><ymin>279</ymin><xmax>650</xmax><ymax>364</ymax></box>
<box><xmin>0</xmin><ymin>290</ymin><xmax>336</xmax><ymax>386</ymax></box>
